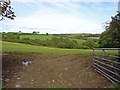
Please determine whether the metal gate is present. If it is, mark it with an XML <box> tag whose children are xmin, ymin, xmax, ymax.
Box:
<box><xmin>93</xmin><ymin>48</ymin><xmax>120</xmax><ymax>84</ymax></box>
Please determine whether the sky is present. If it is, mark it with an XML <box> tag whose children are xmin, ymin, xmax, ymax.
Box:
<box><xmin>0</xmin><ymin>0</ymin><xmax>119</xmax><ymax>34</ymax></box>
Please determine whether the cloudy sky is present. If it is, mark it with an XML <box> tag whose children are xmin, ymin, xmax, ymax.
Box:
<box><xmin>0</xmin><ymin>0</ymin><xmax>118</xmax><ymax>34</ymax></box>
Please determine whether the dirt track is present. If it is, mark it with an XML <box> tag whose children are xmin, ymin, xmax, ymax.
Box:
<box><xmin>2</xmin><ymin>53</ymin><xmax>111</xmax><ymax>88</ymax></box>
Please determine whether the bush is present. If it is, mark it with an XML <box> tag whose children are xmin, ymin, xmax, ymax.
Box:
<box><xmin>50</xmin><ymin>37</ymin><xmax>78</xmax><ymax>49</ymax></box>
<box><xmin>83</xmin><ymin>39</ymin><xmax>99</xmax><ymax>48</ymax></box>
<box><xmin>3</xmin><ymin>35</ymin><xmax>92</xmax><ymax>49</ymax></box>
<box><xmin>22</xmin><ymin>38</ymin><xmax>30</xmax><ymax>40</ymax></box>
<box><xmin>2</xmin><ymin>33</ymin><xmax>20</xmax><ymax>40</ymax></box>
<box><xmin>99</xmin><ymin>36</ymin><xmax>112</xmax><ymax>48</ymax></box>
<box><xmin>78</xmin><ymin>45</ymin><xmax>90</xmax><ymax>49</ymax></box>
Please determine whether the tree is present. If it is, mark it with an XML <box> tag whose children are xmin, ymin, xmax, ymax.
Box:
<box><xmin>37</xmin><ymin>31</ymin><xmax>39</xmax><ymax>34</ymax></box>
<box><xmin>32</xmin><ymin>31</ymin><xmax>37</xmax><ymax>34</ymax></box>
<box><xmin>19</xmin><ymin>31</ymin><xmax>21</xmax><ymax>33</ymax></box>
<box><xmin>46</xmin><ymin>33</ymin><xmax>49</xmax><ymax>35</ymax></box>
<box><xmin>0</xmin><ymin>0</ymin><xmax>16</xmax><ymax>21</ymax></box>
<box><xmin>99</xmin><ymin>13</ymin><xmax>120</xmax><ymax>48</ymax></box>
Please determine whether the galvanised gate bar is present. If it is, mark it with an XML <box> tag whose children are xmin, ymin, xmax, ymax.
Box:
<box><xmin>93</xmin><ymin>48</ymin><xmax>120</xmax><ymax>84</ymax></box>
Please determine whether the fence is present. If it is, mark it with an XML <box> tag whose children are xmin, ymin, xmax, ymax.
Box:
<box><xmin>93</xmin><ymin>48</ymin><xmax>120</xmax><ymax>84</ymax></box>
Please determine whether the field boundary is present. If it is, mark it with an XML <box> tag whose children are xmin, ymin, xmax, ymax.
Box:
<box><xmin>93</xmin><ymin>48</ymin><xmax>120</xmax><ymax>84</ymax></box>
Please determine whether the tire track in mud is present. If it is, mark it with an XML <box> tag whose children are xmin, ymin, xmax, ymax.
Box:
<box><xmin>19</xmin><ymin>55</ymin><xmax>81</xmax><ymax>87</ymax></box>
<box><xmin>37</xmin><ymin>55</ymin><xmax>109</xmax><ymax>88</ymax></box>
<box><xmin>33</xmin><ymin>56</ymin><xmax>86</xmax><ymax>87</ymax></box>
<box><xmin>2</xmin><ymin>53</ymin><xmax>111</xmax><ymax>88</ymax></box>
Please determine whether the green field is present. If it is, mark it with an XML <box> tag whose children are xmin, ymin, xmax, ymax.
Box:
<box><xmin>20</xmin><ymin>34</ymin><xmax>53</xmax><ymax>40</ymax></box>
<box><xmin>72</xmin><ymin>39</ymin><xmax>86</xmax><ymax>44</ymax></box>
<box><xmin>20</xmin><ymin>34</ymin><xmax>86</xmax><ymax>44</ymax></box>
<box><xmin>1</xmin><ymin>41</ymin><xmax>93</xmax><ymax>55</ymax></box>
<box><xmin>87</xmin><ymin>37</ymin><xmax>100</xmax><ymax>39</ymax></box>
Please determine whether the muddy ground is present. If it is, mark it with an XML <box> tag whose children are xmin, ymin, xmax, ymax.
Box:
<box><xmin>2</xmin><ymin>53</ymin><xmax>111</xmax><ymax>88</ymax></box>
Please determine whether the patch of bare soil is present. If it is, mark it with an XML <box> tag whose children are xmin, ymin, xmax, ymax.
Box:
<box><xmin>2</xmin><ymin>53</ymin><xmax>111</xmax><ymax>88</ymax></box>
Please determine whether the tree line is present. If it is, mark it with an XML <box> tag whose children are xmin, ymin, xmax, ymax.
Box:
<box><xmin>2</xmin><ymin>32</ymin><xmax>99</xmax><ymax>49</ymax></box>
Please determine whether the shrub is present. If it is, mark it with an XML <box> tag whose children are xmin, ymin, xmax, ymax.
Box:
<box><xmin>78</xmin><ymin>45</ymin><xmax>90</xmax><ymax>49</ymax></box>
<box><xmin>83</xmin><ymin>39</ymin><xmax>99</xmax><ymax>48</ymax></box>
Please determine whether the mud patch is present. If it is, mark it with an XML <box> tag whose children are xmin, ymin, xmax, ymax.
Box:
<box><xmin>2</xmin><ymin>53</ymin><xmax>111</xmax><ymax>88</ymax></box>
<box><xmin>2</xmin><ymin>53</ymin><xmax>33</xmax><ymax>88</ymax></box>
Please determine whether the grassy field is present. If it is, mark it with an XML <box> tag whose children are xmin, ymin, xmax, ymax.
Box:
<box><xmin>1</xmin><ymin>41</ymin><xmax>93</xmax><ymax>55</ymax></box>
<box><xmin>20</xmin><ymin>34</ymin><xmax>53</xmax><ymax>40</ymax></box>
<box><xmin>2</xmin><ymin>41</ymin><xmax>118</xmax><ymax>55</ymax></box>
<box><xmin>20</xmin><ymin>34</ymin><xmax>86</xmax><ymax>44</ymax></box>
<box><xmin>72</xmin><ymin>39</ymin><xmax>86</xmax><ymax>44</ymax></box>
<box><xmin>87</xmin><ymin>37</ymin><xmax>100</xmax><ymax>39</ymax></box>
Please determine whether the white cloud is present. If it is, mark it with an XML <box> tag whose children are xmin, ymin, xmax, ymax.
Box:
<box><xmin>8</xmin><ymin>11</ymin><xmax>102</xmax><ymax>34</ymax></box>
<box><xmin>1</xmin><ymin>1</ymin><xmax>116</xmax><ymax>34</ymax></box>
